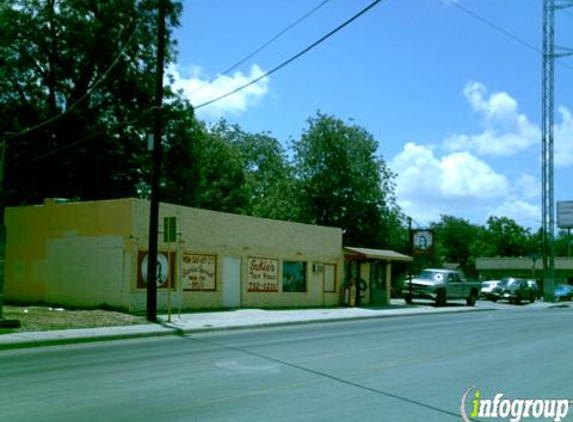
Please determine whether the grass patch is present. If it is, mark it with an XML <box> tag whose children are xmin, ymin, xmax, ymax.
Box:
<box><xmin>2</xmin><ymin>305</ymin><xmax>147</xmax><ymax>333</ymax></box>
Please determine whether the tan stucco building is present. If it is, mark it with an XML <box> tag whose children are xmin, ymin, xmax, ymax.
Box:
<box><xmin>6</xmin><ymin>198</ymin><xmax>409</xmax><ymax>312</ymax></box>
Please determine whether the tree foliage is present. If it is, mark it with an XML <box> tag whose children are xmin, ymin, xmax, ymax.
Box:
<box><xmin>1</xmin><ymin>0</ymin><xmax>183</xmax><ymax>205</ymax></box>
<box><xmin>427</xmin><ymin>214</ymin><xmax>543</xmax><ymax>277</ymax></box>
<box><xmin>234</xmin><ymin>135</ymin><xmax>302</xmax><ymax>221</ymax></box>
<box><xmin>483</xmin><ymin>216</ymin><xmax>537</xmax><ymax>257</ymax></box>
<box><xmin>430</xmin><ymin>215</ymin><xmax>482</xmax><ymax>277</ymax></box>
<box><xmin>293</xmin><ymin>112</ymin><xmax>402</xmax><ymax>248</ymax></box>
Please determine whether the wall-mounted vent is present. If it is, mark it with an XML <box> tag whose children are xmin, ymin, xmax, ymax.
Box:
<box><xmin>313</xmin><ymin>263</ymin><xmax>324</xmax><ymax>273</ymax></box>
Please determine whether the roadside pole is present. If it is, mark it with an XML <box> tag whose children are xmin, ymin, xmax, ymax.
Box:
<box><xmin>164</xmin><ymin>216</ymin><xmax>177</xmax><ymax>323</ymax></box>
<box><xmin>0</xmin><ymin>134</ymin><xmax>20</xmax><ymax>328</ymax></box>
<box><xmin>0</xmin><ymin>137</ymin><xmax>6</xmax><ymax>319</ymax></box>
<box><xmin>146</xmin><ymin>0</ymin><xmax>167</xmax><ymax>322</ymax></box>
<box><xmin>167</xmin><ymin>242</ymin><xmax>171</xmax><ymax>323</ymax></box>
<box><xmin>408</xmin><ymin>217</ymin><xmax>413</xmax><ymax>300</ymax></box>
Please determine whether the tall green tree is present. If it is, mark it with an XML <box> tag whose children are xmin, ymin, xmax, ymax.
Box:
<box><xmin>431</xmin><ymin>215</ymin><xmax>482</xmax><ymax>277</ymax></box>
<box><xmin>293</xmin><ymin>112</ymin><xmax>401</xmax><ymax>248</ymax></box>
<box><xmin>230</xmin><ymin>127</ymin><xmax>302</xmax><ymax>222</ymax></box>
<box><xmin>483</xmin><ymin>216</ymin><xmax>537</xmax><ymax>257</ymax></box>
<box><xmin>160</xmin><ymin>100</ymin><xmax>204</xmax><ymax>207</ymax></box>
<box><xmin>0</xmin><ymin>0</ymin><xmax>183</xmax><ymax>205</ymax></box>
<box><xmin>194</xmin><ymin>122</ymin><xmax>249</xmax><ymax>213</ymax></box>
<box><xmin>554</xmin><ymin>229</ymin><xmax>573</xmax><ymax>257</ymax></box>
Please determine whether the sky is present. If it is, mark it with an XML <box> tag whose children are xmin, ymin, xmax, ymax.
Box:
<box><xmin>170</xmin><ymin>0</ymin><xmax>573</xmax><ymax>230</ymax></box>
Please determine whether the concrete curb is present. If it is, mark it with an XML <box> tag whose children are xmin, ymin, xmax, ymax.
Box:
<box><xmin>159</xmin><ymin>306</ymin><xmax>496</xmax><ymax>335</ymax></box>
<box><xmin>0</xmin><ymin>305</ymin><xmax>507</xmax><ymax>351</ymax></box>
<box><xmin>0</xmin><ymin>325</ymin><xmax>177</xmax><ymax>351</ymax></box>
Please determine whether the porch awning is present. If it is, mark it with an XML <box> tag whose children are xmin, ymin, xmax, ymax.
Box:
<box><xmin>344</xmin><ymin>247</ymin><xmax>413</xmax><ymax>262</ymax></box>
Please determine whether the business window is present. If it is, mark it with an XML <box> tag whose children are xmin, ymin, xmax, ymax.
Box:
<box><xmin>282</xmin><ymin>261</ymin><xmax>307</xmax><ymax>292</ymax></box>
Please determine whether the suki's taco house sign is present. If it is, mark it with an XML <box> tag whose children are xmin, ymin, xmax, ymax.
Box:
<box><xmin>248</xmin><ymin>258</ymin><xmax>278</xmax><ymax>292</ymax></box>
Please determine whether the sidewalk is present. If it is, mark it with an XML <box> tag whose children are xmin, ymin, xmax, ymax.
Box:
<box><xmin>0</xmin><ymin>299</ymin><xmax>561</xmax><ymax>350</ymax></box>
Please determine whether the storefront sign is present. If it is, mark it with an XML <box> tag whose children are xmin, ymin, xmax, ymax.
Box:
<box><xmin>248</xmin><ymin>258</ymin><xmax>278</xmax><ymax>292</ymax></box>
<box><xmin>557</xmin><ymin>201</ymin><xmax>573</xmax><ymax>228</ymax></box>
<box><xmin>411</xmin><ymin>229</ymin><xmax>434</xmax><ymax>255</ymax></box>
<box><xmin>182</xmin><ymin>254</ymin><xmax>216</xmax><ymax>291</ymax></box>
<box><xmin>137</xmin><ymin>251</ymin><xmax>176</xmax><ymax>289</ymax></box>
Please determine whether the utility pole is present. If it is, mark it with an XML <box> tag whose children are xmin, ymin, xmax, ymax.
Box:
<box><xmin>541</xmin><ymin>0</ymin><xmax>573</xmax><ymax>302</ymax></box>
<box><xmin>0</xmin><ymin>137</ymin><xmax>7</xmax><ymax>320</ymax></box>
<box><xmin>146</xmin><ymin>0</ymin><xmax>167</xmax><ymax>322</ymax></box>
<box><xmin>0</xmin><ymin>133</ymin><xmax>20</xmax><ymax>328</ymax></box>
<box><xmin>408</xmin><ymin>217</ymin><xmax>413</xmax><ymax>301</ymax></box>
<box><xmin>541</xmin><ymin>0</ymin><xmax>556</xmax><ymax>302</ymax></box>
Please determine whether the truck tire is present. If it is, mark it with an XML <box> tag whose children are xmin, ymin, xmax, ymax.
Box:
<box><xmin>436</xmin><ymin>289</ymin><xmax>446</xmax><ymax>307</ymax></box>
<box><xmin>466</xmin><ymin>291</ymin><xmax>477</xmax><ymax>307</ymax></box>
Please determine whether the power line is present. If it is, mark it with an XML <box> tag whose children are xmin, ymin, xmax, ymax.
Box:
<box><xmin>449</xmin><ymin>0</ymin><xmax>539</xmax><ymax>54</ymax></box>
<box><xmin>9</xmin><ymin>21</ymin><xmax>139</xmax><ymax>139</ymax></box>
<box><xmin>194</xmin><ymin>0</ymin><xmax>385</xmax><ymax>110</ymax></box>
<box><xmin>448</xmin><ymin>0</ymin><xmax>573</xmax><ymax>71</ymax></box>
<box><xmin>27</xmin><ymin>129</ymin><xmax>107</xmax><ymax>164</ymax></box>
<box><xmin>191</xmin><ymin>0</ymin><xmax>334</xmax><ymax>94</ymax></box>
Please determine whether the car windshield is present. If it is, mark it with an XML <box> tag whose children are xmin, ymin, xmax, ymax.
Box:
<box><xmin>498</xmin><ymin>278</ymin><xmax>519</xmax><ymax>288</ymax></box>
<box><xmin>418</xmin><ymin>270</ymin><xmax>446</xmax><ymax>281</ymax></box>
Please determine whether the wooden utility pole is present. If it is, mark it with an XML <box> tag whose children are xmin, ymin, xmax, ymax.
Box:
<box><xmin>146</xmin><ymin>0</ymin><xmax>167</xmax><ymax>322</ymax></box>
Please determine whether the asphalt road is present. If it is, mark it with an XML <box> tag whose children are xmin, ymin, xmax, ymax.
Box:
<box><xmin>1</xmin><ymin>306</ymin><xmax>572</xmax><ymax>422</ymax></box>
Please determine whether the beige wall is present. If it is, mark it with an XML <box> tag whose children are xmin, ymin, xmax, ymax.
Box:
<box><xmin>6</xmin><ymin>199</ymin><xmax>133</xmax><ymax>308</ymax></box>
<box><xmin>132</xmin><ymin>200</ymin><xmax>344</xmax><ymax>311</ymax></box>
<box><xmin>7</xmin><ymin>198</ymin><xmax>345</xmax><ymax>312</ymax></box>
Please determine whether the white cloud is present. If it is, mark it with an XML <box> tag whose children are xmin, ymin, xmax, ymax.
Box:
<box><xmin>443</xmin><ymin>81</ymin><xmax>540</xmax><ymax>156</ymax></box>
<box><xmin>390</xmin><ymin>142</ymin><xmax>509</xmax><ymax>223</ymax></box>
<box><xmin>489</xmin><ymin>200</ymin><xmax>540</xmax><ymax>228</ymax></box>
<box><xmin>390</xmin><ymin>81</ymin><xmax>556</xmax><ymax>228</ymax></box>
<box><xmin>168</xmin><ymin>64</ymin><xmax>270</xmax><ymax>119</ymax></box>
<box><xmin>555</xmin><ymin>105</ymin><xmax>573</xmax><ymax>167</ymax></box>
<box><xmin>514</xmin><ymin>173</ymin><xmax>539</xmax><ymax>200</ymax></box>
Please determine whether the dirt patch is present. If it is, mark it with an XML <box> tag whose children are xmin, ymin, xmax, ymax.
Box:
<box><xmin>1</xmin><ymin>305</ymin><xmax>147</xmax><ymax>333</ymax></box>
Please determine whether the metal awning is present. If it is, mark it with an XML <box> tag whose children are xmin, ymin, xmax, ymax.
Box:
<box><xmin>344</xmin><ymin>247</ymin><xmax>413</xmax><ymax>262</ymax></box>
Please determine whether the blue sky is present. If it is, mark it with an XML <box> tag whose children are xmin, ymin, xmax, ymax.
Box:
<box><xmin>170</xmin><ymin>0</ymin><xmax>573</xmax><ymax>230</ymax></box>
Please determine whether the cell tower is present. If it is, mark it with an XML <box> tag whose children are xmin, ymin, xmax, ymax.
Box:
<box><xmin>541</xmin><ymin>0</ymin><xmax>573</xmax><ymax>301</ymax></box>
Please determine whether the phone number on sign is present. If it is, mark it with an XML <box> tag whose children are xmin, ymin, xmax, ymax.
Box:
<box><xmin>248</xmin><ymin>282</ymin><xmax>278</xmax><ymax>292</ymax></box>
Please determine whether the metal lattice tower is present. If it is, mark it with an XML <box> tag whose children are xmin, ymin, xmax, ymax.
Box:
<box><xmin>542</xmin><ymin>0</ymin><xmax>573</xmax><ymax>301</ymax></box>
<box><xmin>542</xmin><ymin>0</ymin><xmax>555</xmax><ymax>301</ymax></box>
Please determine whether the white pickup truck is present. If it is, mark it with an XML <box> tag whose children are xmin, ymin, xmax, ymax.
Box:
<box><xmin>403</xmin><ymin>268</ymin><xmax>481</xmax><ymax>306</ymax></box>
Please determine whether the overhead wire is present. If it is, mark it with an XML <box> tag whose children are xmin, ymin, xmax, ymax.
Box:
<box><xmin>447</xmin><ymin>0</ymin><xmax>573</xmax><ymax>71</ymax></box>
<box><xmin>190</xmin><ymin>0</ymin><xmax>334</xmax><ymax>94</ymax></box>
<box><xmin>28</xmin><ymin>129</ymin><xmax>107</xmax><ymax>163</ymax></box>
<box><xmin>8</xmin><ymin>20</ymin><xmax>140</xmax><ymax>139</ymax></box>
<box><xmin>194</xmin><ymin>0</ymin><xmax>385</xmax><ymax>110</ymax></box>
<box><xmin>20</xmin><ymin>0</ymin><xmax>381</xmax><ymax>164</ymax></box>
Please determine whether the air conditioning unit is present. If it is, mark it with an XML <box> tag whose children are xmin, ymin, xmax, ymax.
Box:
<box><xmin>313</xmin><ymin>263</ymin><xmax>324</xmax><ymax>273</ymax></box>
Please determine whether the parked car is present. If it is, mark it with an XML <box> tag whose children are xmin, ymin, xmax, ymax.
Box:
<box><xmin>554</xmin><ymin>284</ymin><xmax>573</xmax><ymax>301</ymax></box>
<box><xmin>526</xmin><ymin>279</ymin><xmax>541</xmax><ymax>299</ymax></box>
<box><xmin>403</xmin><ymin>268</ymin><xmax>481</xmax><ymax>306</ymax></box>
<box><xmin>479</xmin><ymin>280</ymin><xmax>499</xmax><ymax>299</ymax></box>
<box><xmin>490</xmin><ymin>277</ymin><xmax>536</xmax><ymax>304</ymax></box>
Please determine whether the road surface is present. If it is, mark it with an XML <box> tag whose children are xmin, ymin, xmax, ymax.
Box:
<box><xmin>1</xmin><ymin>306</ymin><xmax>572</xmax><ymax>421</ymax></box>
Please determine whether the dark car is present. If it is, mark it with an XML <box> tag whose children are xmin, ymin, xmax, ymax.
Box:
<box><xmin>490</xmin><ymin>278</ymin><xmax>536</xmax><ymax>304</ymax></box>
<box><xmin>554</xmin><ymin>284</ymin><xmax>573</xmax><ymax>301</ymax></box>
<box><xmin>527</xmin><ymin>279</ymin><xmax>541</xmax><ymax>299</ymax></box>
